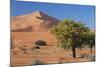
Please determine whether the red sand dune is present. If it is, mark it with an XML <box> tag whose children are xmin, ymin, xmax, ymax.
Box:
<box><xmin>11</xmin><ymin>11</ymin><xmax>60</xmax><ymax>32</ymax></box>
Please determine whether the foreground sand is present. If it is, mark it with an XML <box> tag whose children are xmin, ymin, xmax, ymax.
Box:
<box><xmin>11</xmin><ymin>32</ymin><xmax>95</xmax><ymax>66</ymax></box>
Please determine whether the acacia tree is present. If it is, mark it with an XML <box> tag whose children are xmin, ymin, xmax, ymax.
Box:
<box><xmin>51</xmin><ymin>19</ymin><xmax>89</xmax><ymax>58</ymax></box>
<box><xmin>82</xmin><ymin>31</ymin><xmax>95</xmax><ymax>53</ymax></box>
<box><xmin>89</xmin><ymin>32</ymin><xmax>95</xmax><ymax>53</ymax></box>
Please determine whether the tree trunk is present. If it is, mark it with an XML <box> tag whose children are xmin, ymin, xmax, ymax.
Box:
<box><xmin>90</xmin><ymin>45</ymin><xmax>93</xmax><ymax>53</ymax></box>
<box><xmin>79</xmin><ymin>44</ymin><xmax>82</xmax><ymax>50</ymax></box>
<box><xmin>72</xmin><ymin>45</ymin><xmax>76</xmax><ymax>58</ymax></box>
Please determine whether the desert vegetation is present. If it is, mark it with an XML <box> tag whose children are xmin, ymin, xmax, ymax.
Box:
<box><xmin>35</xmin><ymin>40</ymin><xmax>47</xmax><ymax>46</ymax></box>
<box><xmin>51</xmin><ymin>19</ymin><xmax>95</xmax><ymax>58</ymax></box>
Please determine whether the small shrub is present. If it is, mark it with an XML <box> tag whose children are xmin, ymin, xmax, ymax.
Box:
<box><xmin>30</xmin><ymin>60</ymin><xmax>45</xmax><ymax>65</ymax></box>
<box><xmin>35</xmin><ymin>40</ymin><xmax>46</xmax><ymax>46</ymax></box>
<box><xmin>58</xmin><ymin>61</ymin><xmax>67</xmax><ymax>64</ymax></box>
<box><xmin>58</xmin><ymin>62</ymin><xmax>64</xmax><ymax>64</ymax></box>
<box><xmin>35</xmin><ymin>46</ymin><xmax>40</xmax><ymax>49</ymax></box>
<box><xmin>31</xmin><ymin>46</ymin><xmax>40</xmax><ymax>53</ymax></box>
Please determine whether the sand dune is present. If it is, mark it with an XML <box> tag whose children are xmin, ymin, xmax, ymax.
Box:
<box><xmin>11</xmin><ymin>11</ymin><xmax>60</xmax><ymax>32</ymax></box>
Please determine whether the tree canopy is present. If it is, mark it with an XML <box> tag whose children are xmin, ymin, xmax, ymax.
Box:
<box><xmin>50</xmin><ymin>19</ymin><xmax>95</xmax><ymax>58</ymax></box>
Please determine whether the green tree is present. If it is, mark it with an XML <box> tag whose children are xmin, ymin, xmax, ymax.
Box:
<box><xmin>83</xmin><ymin>31</ymin><xmax>95</xmax><ymax>53</ymax></box>
<box><xmin>89</xmin><ymin>32</ymin><xmax>95</xmax><ymax>53</ymax></box>
<box><xmin>51</xmin><ymin>19</ymin><xmax>90</xmax><ymax>58</ymax></box>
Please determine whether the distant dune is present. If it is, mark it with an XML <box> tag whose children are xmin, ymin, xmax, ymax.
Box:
<box><xmin>11</xmin><ymin>11</ymin><xmax>60</xmax><ymax>32</ymax></box>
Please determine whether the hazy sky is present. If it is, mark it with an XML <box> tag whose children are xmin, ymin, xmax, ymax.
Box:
<box><xmin>11</xmin><ymin>0</ymin><xmax>95</xmax><ymax>29</ymax></box>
